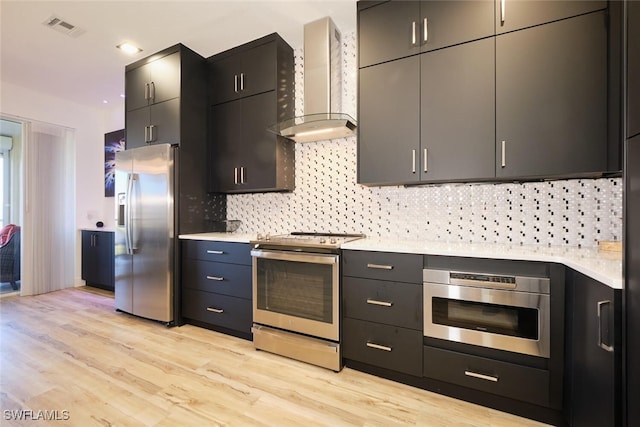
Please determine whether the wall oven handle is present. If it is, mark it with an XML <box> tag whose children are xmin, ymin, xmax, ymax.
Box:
<box><xmin>206</xmin><ymin>307</ymin><xmax>224</xmax><ymax>314</ymax></box>
<box><xmin>597</xmin><ymin>300</ymin><xmax>614</xmax><ymax>352</ymax></box>
<box><xmin>465</xmin><ymin>370</ymin><xmax>499</xmax><ymax>382</ymax></box>
<box><xmin>366</xmin><ymin>299</ymin><xmax>393</xmax><ymax>307</ymax></box>
<box><xmin>367</xmin><ymin>263</ymin><xmax>393</xmax><ymax>270</ymax></box>
<box><xmin>206</xmin><ymin>275</ymin><xmax>224</xmax><ymax>281</ymax></box>
<box><xmin>366</xmin><ymin>342</ymin><xmax>392</xmax><ymax>352</ymax></box>
<box><xmin>251</xmin><ymin>249</ymin><xmax>338</xmax><ymax>265</ymax></box>
<box><xmin>207</xmin><ymin>250</ymin><xmax>225</xmax><ymax>255</ymax></box>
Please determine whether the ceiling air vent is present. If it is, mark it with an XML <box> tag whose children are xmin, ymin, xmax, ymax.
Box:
<box><xmin>42</xmin><ymin>15</ymin><xmax>86</xmax><ymax>38</ymax></box>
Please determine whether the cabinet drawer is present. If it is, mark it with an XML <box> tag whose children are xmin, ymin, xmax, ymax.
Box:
<box><xmin>182</xmin><ymin>289</ymin><xmax>252</xmax><ymax>334</ymax></box>
<box><xmin>342</xmin><ymin>277</ymin><xmax>422</xmax><ymax>330</ymax></box>
<box><xmin>423</xmin><ymin>346</ymin><xmax>549</xmax><ymax>407</ymax></box>
<box><xmin>342</xmin><ymin>317</ymin><xmax>422</xmax><ymax>377</ymax></box>
<box><xmin>182</xmin><ymin>240</ymin><xmax>251</xmax><ymax>265</ymax></box>
<box><xmin>342</xmin><ymin>250</ymin><xmax>422</xmax><ymax>283</ymax></box>
<box><xmin>182</xmin><ymin>259</ymin><xmax>251</xmax><ymax>299</ymax></box>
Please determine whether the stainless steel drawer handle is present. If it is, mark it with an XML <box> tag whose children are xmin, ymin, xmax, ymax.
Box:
<box><xmin>206</xmin><ymin>307</ymin><xmax>224</xmax><ymax>313</ymax></box>
<box><xmin>206</xmin><ymin>250</ymin><xmax>224</xmax><ymax>255</ymax></box>
<box><xmin>206</xmin><ymin>275</ymin><xmax>224</xmax><ymax>281</ymax></box>
<box><xmin>464</xmin><ymin>370</ymin><xmax>499</xmax><ymax>382</ymax></box>
<box><xmin>367</xmin><ymin>263</ymin><xmax>393</xmax><ymax>270</ymax></box>
<box><xmin>366</xmin><ymin>342</ymin><xmax>392</xmax><ymax>352</ymax></box>
<box><xmin>366</xmin><ymin>299</ymin><xmax>393</xmax><ymax>307</ymax></box>
<box><xmin>597</xmin><ymin>300</ymin><xmax>615</xmax><ymax>352</ymax></box>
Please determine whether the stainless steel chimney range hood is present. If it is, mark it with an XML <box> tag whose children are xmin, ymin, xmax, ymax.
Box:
<box><xmin>269</xmin><ymin>17</ymin><xmax>357</xmax><ymax>143</ymax></box>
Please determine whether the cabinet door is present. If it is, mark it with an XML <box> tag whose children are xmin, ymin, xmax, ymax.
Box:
<box><xmin>358</xmin><ymin>56</ymin><xmax>420</xmax><ymax>185</ymax></box>
<box><xmin>358</xmin><ymin>1</ymin><xmax>421</xmax><ymax>67</ymax></box>
<box><xmin>569</xmin><ymin>272</ymin><xmax>620</xmax><ymax>427</ymax></box>
<box><xmin>496</xmin><ymin>0</ymin><xmax>606</xmax><ymax>34</ymax></box>
<box><xmin>150</xmin><ymin>98</ymin><xmax>180</xmax><ymax>145</ymax></box>
<box><xmin>496</xmin><ymin>12</ymin><xmax>607</xmax><ymax>178</ymax></box>
<box><xmin>81</xmin><ymin>231</ymin><xmax>97</xmax><ymax>280</ymax></box>
<box><xmin>420</xmin><ymin>38</ymin><xmax>495</xmax><ymax>181</ymax></box>
<box><xmin>240</xmin><ymin>91</ymin><xmax>278</xmax><ymax>191</ymax></box>
<box><xmin>125</xmin><ymin>66</ymin><xmax>151</xmax><ymax>111</ymax></box>
<box><xmin>209</xmin><ymin>54</ymin><xmax>242</xmax><ymax>105</ymax></box>
<box><xmin>209</xmin><ymin>100</ymin><xmax>242</xmax><ymax>192</ymax></box>
<box><xmin>628</xmin><ymin>0</ymin><xmax>640</xmax><ymax>139</ymax></box>
<box><xmin>420</xmin><ymin>0</ymin><xmax>494</xmax><ymax>53</ymax></box>
<box><xmin>239</xmin><ymin>42</ymin><xmax>277</xmax><ymax>99</ymax></box>
<box><xmin>125</xmin><ymin>107</ymin><xmax>151</xmax><ymax>150</ymax></box>
<box><xmin>148</xmin><ymin>52</ymin><xmax>181</xmax><ymax>105</ymax></box>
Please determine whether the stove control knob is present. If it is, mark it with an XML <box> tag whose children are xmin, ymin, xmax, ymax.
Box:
<box><xmin>319</xmin><ymin>237</ymin><xmax>326</xmax><ymax>244</ymax></box>
<box><xmin>330</xmin><ymin>237</ymin><xmax>338</xmax><ymax>244</ymax></box>
<box><xmin>257</xmin><ymin>233</ymin><xmax>263</xmax><ymax>240</ymax></box>
<box><xmin>265</xmin><ymin>234</ymin><xmax>271</xmax><ymax>241</ymax></box>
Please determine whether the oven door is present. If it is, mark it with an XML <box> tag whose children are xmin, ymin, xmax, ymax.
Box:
<box><xmin>252</xmin><ymin>249</ymin><xmax>340</xmax><ymax>341</ymax></box>
<box><xmin>424</xmin><ymin>282</ymin><xmax>550</xmax><ymax>358</ymax></box>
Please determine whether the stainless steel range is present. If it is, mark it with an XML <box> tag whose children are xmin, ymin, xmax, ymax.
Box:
<box><xmin>250</xmin><ymin>232</ymin><xmax>364</xmax><ymax>371</ymax></box>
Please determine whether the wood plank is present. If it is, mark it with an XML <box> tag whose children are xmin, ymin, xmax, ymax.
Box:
<box><xmin>0</xmin><ymin>288</ymin><xmax>550</xmax><ymax>426</ymax></box>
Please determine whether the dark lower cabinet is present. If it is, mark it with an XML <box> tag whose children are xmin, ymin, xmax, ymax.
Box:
<box><xmin>81</xmin><ymin>230</ymin><xmax>114</xmax><ymax>291</ymax></box>
<box><xmin>566</xmin><ymin>271</ymin><xmax>621</xmax><ymax>427</ymax></box>
<box><xmin>181</xmin><ymin>240</ymin><xmax>252</xmax><ymax>339</ymax></box>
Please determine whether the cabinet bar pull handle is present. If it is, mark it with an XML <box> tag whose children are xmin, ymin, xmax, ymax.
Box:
<box><xmin>206</xmin><ymin>276</ymin><xmax>224</xmax><ymax>281</ymax></box>
<box><xmin>412</xmin><ymin>21</ymin><xmax>417</xmax><ymax>45</ymax></box>
<box><xmin>149</xmin><ymin>125</ymin><xmax>155</xmax><ymax>142</ymax></box>
<box><xmin>367</xmin><ymin>263</ymin><xmax>393</xmax><ymax>270</ymax></box>
<box><xmin>423</xmin><ymin>18</ymin><xmax>428</xmax><ymax>43</ymax></box>
<box><xmin>234</xmin><ymin>167</ymin><xmax>238</xmax><ymax>184</ymax></box>
<box><xmin>240</xmin><ymin>73</ymin><xmax>245</xmax><ymax>91</ymax></box>
<box><xmin>206</xmin><ymin>307</ymin><xmax>224</xmax><ymax>313</ymax></box>
<box><xmin>412</xmin><ymin>149</ymin><xmax>416</xmax><ymax>173</ymax></box>
<box><xmin>366</xmin><ymin>342</ymin><xmax>392</xmax><ymax>352</ymax></box>
<box><xmin>501</xmin><ymin>140</ymin><xmax>506</xmax><ymax>168</ymax></box>
<box><xmin>597</xmin><ymin>300</ymin><xmax>615</xmax><ymax>352</ymax></box>
<box><xmin>240</xmin><ymin>166</ymin><xmax>245</xmax><ymax>184</ymax></box>
<box><xmin>144</xmin><ymin>83</ymin><xmax>150</xmax><ymax>101</ymax></box>
<box><xmin>149</xmin><ymin>82</ymin><xmax>155</xmax><ymax>101</ymax></box>
<box><xmin>501</xmin><ymin>0</ymin><xmax>506</xmax><ymax>24</ymax></box>
<box><xmin>206</xmin><ymin>250</ymin><xmax>225</xmax><ymax>255</ymax></box>
<box><xmin>465</xmin><ymin>370</ymin><xmax>499</xmax><ymax>382</ymax></box>
<box><xmin>144</xmin><ymin>126</ymin><xmax>149</xmax><ymax>143</ymax></box>
<box><xmin>366</xmin><ymin>299</ymin><xmax>393</xmax><ymax>307</ymax></box>
<box><xmin>424</xmin><ymin>148</ymin><xmax>428</xmax><ymax>173</ymax></box>
<box><xmin>234</xmin><ymin>74</ymin><xmax>238</xmax><ymax>93</ymax></box>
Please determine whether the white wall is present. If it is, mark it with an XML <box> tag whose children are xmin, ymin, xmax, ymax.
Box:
<box><xmin>1</xmin><ymin>80</ymin><xmax>123</xmax><ymax>285</ymax></box>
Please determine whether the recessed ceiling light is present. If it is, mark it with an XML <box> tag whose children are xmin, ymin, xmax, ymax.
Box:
<box><xmin>117</xmin><ymin>43</ymin><xmax>142</xmax><ymax>55</ymax></box>
<box><xmin>103</xmin><ymin>100</ymin><xmax>109</xmax><ymax>104</ymax></box>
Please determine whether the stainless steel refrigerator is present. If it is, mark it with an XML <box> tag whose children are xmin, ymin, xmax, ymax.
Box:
<box><xmin>115</xmin><ymin>144</ymin><xmax>177</xmax><ymax>324</ymax></box>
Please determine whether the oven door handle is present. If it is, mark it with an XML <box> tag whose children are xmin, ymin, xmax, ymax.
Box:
<box><xmin>251</xmin><ymin>249</ymin><xmax>338</xmax><ymax>265</ymax></box>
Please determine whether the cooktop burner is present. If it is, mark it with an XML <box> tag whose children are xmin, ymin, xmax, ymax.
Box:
<box><xmin>251</xmin><ymin>232</ymin><xmax>365</xmax><ymax>252</ymax></box>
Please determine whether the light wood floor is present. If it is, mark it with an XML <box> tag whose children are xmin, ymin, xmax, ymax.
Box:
<box><xmin>0</xmin><ymin>287</ymin><xmax>550</xmax><ymax>426</ymax></box>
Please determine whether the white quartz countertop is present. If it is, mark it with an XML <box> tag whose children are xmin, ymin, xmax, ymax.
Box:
<box><xmin>342</xmin><ymin>238</ymin><xmax>623</xmax><ymax>290</ymax></box>
<box><xmin>178</xmin><ymin>233</ymin><xmax>622</xmax><ymax>290</ymax></box>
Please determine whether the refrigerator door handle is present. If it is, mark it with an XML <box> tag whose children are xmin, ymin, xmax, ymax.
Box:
<box><xmin>125</xmin><ymin>173</ymin><xmax>138</xmax><ymax>255</ymax></box>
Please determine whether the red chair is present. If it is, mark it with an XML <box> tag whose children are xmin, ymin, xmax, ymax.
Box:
<box><xmin>0</xmin><ymin>224</ymin><xmax>21</xmax><ymax>290</ymax></box>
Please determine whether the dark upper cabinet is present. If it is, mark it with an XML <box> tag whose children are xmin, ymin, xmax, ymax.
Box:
<box><xmin>628</xmin><ymin>0</ymin><xmax>640</xmax><ymax>139</ymax></box>
<box><xmin>566</xmin><ymin>271</ymin><xmax>621</xmax><ymax>427</ymax></box>
<box><xmin>125</xmin><ymin>44</ymin><xmax>207</xmax><ymax>149</ymax></box>
<box><xmin>207</xmin><ymin>34</ymin><xmax>295</xmax><ymax>194</ymax></box>
<box><xmin>495</xmin><ymin>11</ymin><xmax>607</xmax><ymax>178</ymax></box>
<box><xmin>210</xmin><ymin>41</ymin><xmax>277</xmax><ymax>105</ymax></box>
<box><xmin>358</xmin><ymin>0</ymin><xmax>494</xmax><ymax>68</ymax></box>
<box><xmin>81</xmin><ymin>230</ymin><xmax>114</xmax><ymax>291</ymax></box>
<box><xmin>496</xmin><ymin>0</ymin><xmax>606</xmax><ymax>34</ymax></box>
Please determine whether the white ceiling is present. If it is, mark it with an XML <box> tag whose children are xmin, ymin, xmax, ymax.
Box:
<box><xmin>0</xmin><ymin>0</ymin><xmax>357</xmax><ymax>110</ymax></box>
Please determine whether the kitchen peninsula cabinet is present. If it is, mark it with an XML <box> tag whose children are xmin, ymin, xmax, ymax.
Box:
<box><xmin>207</xmin><ymin>33</ymin><xmax>295</xmax><ymax>194</ymax></box>
<box><xmin>357</xmin><ymin>0</ymin><xmax>613</xmax><ymax>185</ymax></box>
<box><xmin>125</xmin><ymin>44</ymin><xmax>207</xmax><ymax>149</ymax></box>
<box><xmin>81</xmin><ymin>230</ymin><xmax>114</xmax><ymax>291</ymax></box>
<box><xmin>565</xmin><ymin>271</ymin><xmax>621</xmax><ymax>427</ymax></box>
<box><xmin>342</xmin><ymin>250</ymin><xmax>424</xmax><ymax>377</ymax></box>
<box><xmin>181</xmin><ymin>240</ymin><xmax>252</xmax><ymax>339</ymax></box>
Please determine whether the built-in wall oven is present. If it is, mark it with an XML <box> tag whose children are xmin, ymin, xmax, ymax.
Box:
<box><xmin>423</xmin><ymin>269</ymin><xmax>550</xmax><ymax>358</ymax></box>
<box><xmin>250</xmin><ymin>233</ymin><xmax>364</xmax><ymax>371</ymax></box>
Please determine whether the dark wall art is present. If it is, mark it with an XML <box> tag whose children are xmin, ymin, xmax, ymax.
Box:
<box><xmin>104</xmin><ymin>129</ymin><xmax>125</xmax><ymax>197</ymax></box>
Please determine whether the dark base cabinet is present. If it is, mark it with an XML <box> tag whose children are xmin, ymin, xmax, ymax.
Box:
<box><xmin>81</xmin><ymin>230</ymin><xmax>114</xmax><ymax>291</ymax></box>
<box><xmin>180</xmin><ymin>240</ymin><xmax>252</xmax><ymax>340</ymax></box>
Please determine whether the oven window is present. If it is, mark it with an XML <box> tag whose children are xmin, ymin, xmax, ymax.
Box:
<box><xmin>432</xmin><ymin>297</ymin><xmax>539</xmax><ymax>340</ymax></box>
<box><xmin>256</xmin><ymin>258</ymin><xmax>333</xmax><ymax>323</ymax></box>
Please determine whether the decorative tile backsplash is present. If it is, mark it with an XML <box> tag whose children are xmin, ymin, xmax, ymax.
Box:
<box><xmin>227</xmin><ymin>31</ymin><xmax>622</xmax><ymax>248</ymax></box>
